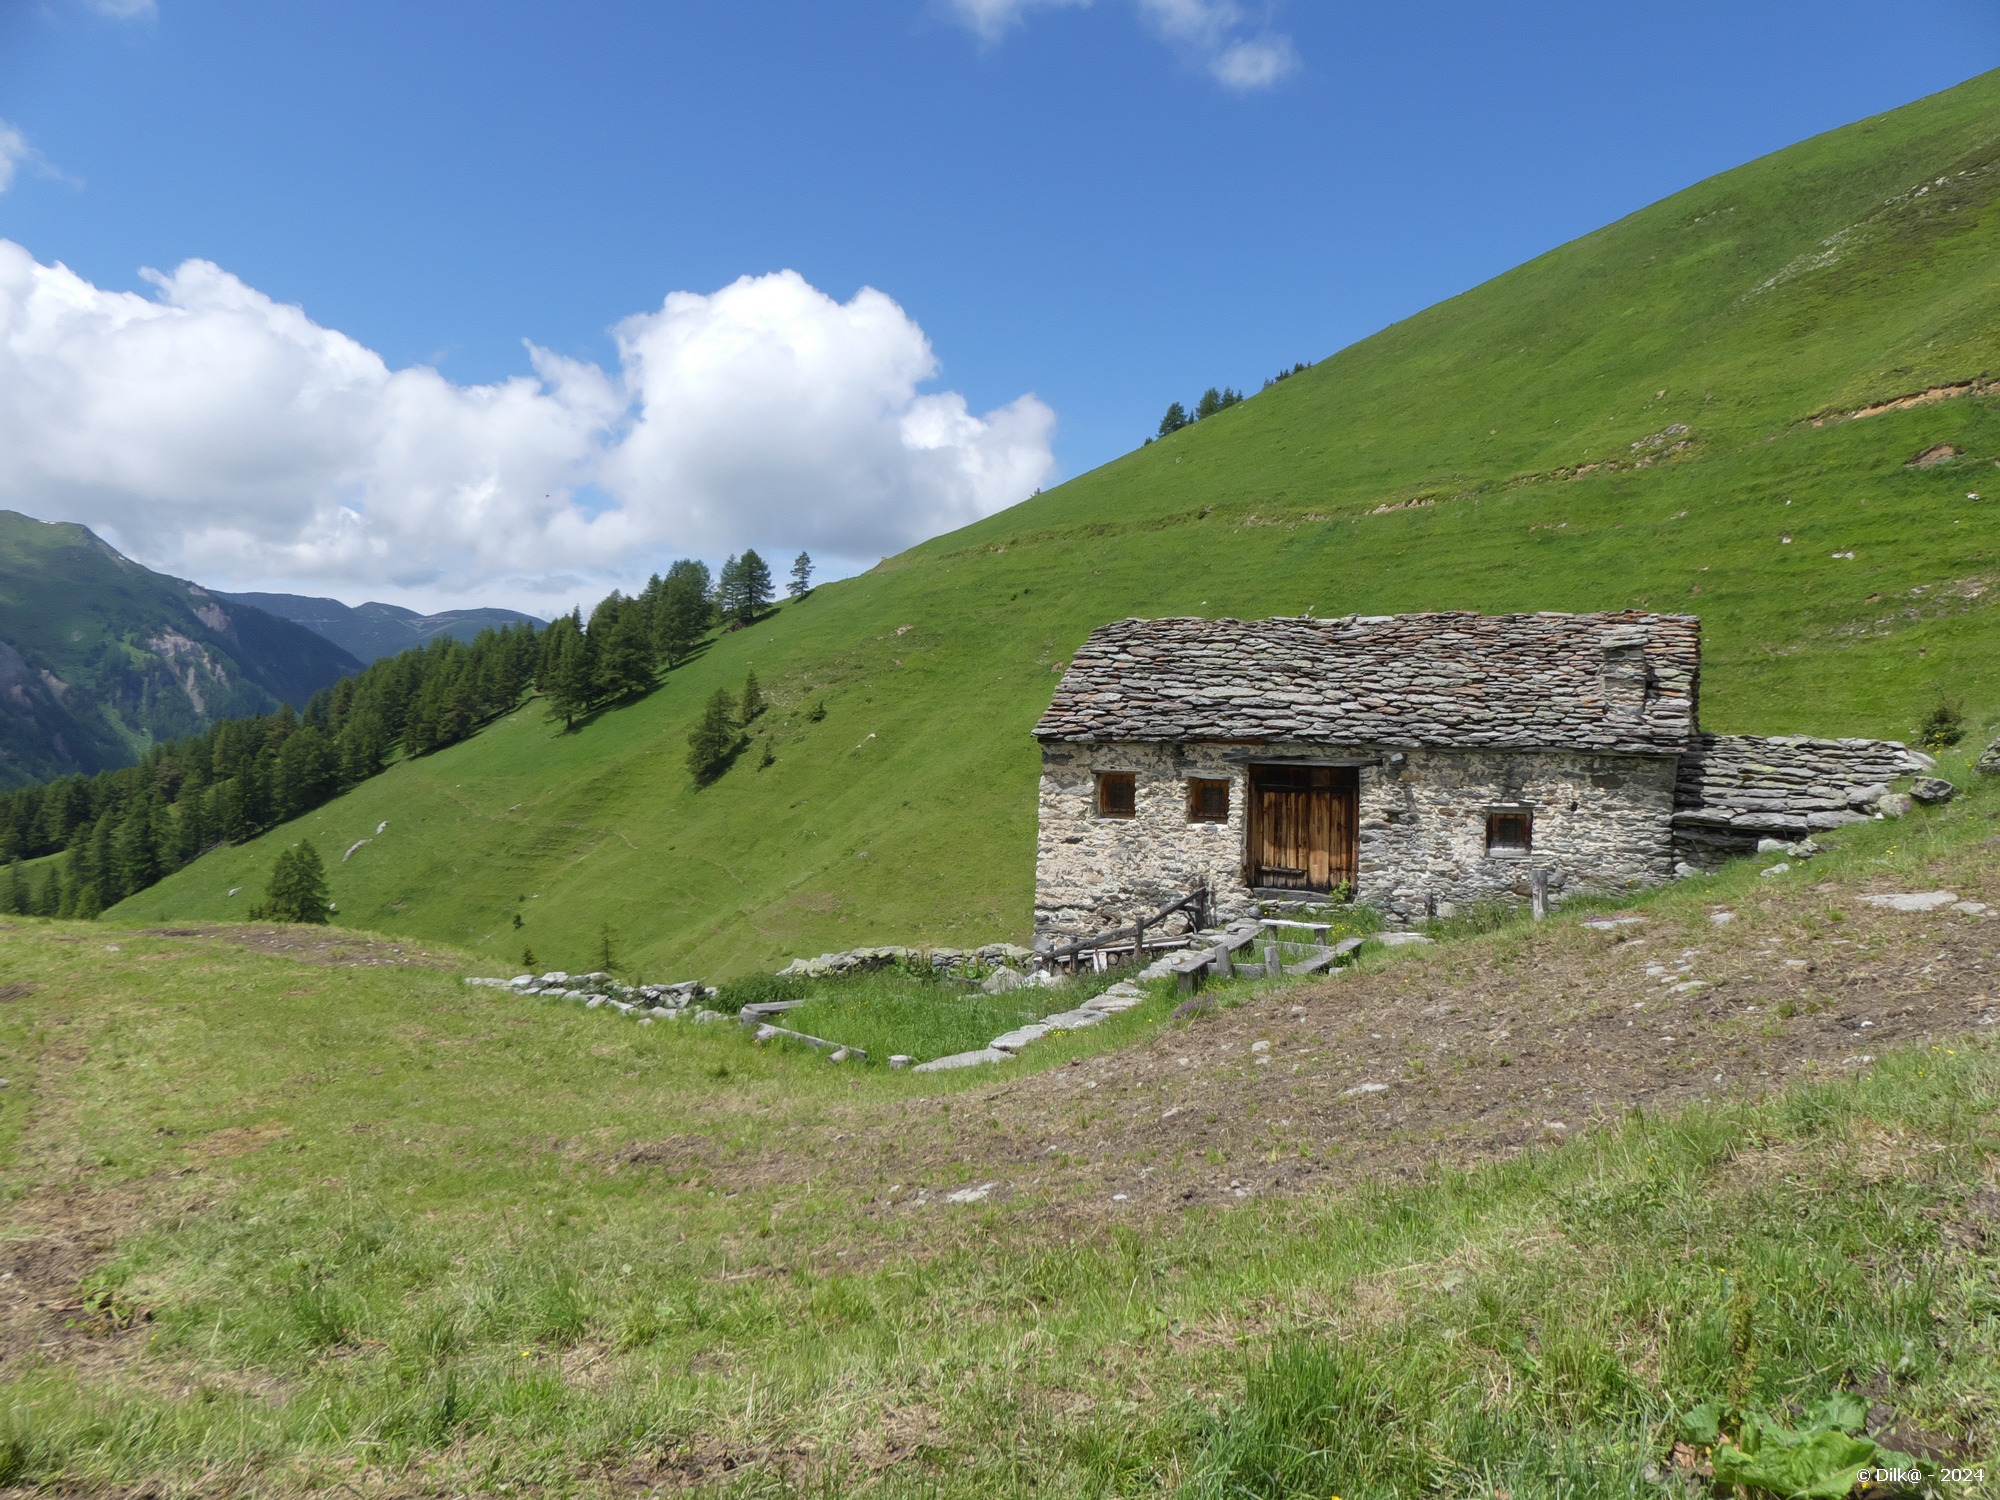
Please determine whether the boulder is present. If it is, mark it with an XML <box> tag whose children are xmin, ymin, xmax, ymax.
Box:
<box><xmin>1877</xmin><ymin>793</ymin><xmax>1912</xmax><ymax>817</ymax></box>
<box><xmin>1910</xmin><ymin>776</ymin><xmax>1957</xmax><ymax>805</ymax></box>
<box><xmin>982</xmin><ymin>968</ymin><xmax>1023</xmax><ymax>995</ymax></box>
<box><xmin>1978</xmin><ymin>736</ymin><xmax>2000</xmax><ymax>777</ymax></box>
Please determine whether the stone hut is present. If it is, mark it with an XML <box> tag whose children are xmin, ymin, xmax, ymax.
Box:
<box><xmin>1031</xmin><ymin>611</ymin><xmax>1929</xmax><ymax>936</ymax></box>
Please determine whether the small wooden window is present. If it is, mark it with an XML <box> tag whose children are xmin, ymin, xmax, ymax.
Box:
<box><xmin>1096</xmin><ymin>771</ymin><xmax>1136</xmax><ymax>819</ymax></box>
<box><xmin>1486</xmin><ymin>810</ymin><xmax>1532</xmax><ymax>854</ymax></box>
<box><xmin>1187</xmin><ymin>777</ymin><xmax>1230</xmax><ymax>823</ymax></box>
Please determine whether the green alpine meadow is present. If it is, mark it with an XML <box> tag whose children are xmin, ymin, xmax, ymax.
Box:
<box><xmin>109</xmin><ymin>69</ymin><xmax>2000</xmax><ymax>979</ymax></box>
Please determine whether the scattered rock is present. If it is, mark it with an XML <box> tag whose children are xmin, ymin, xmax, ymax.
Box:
<box><xmin>1376</xmin><ymin>932</ymin><xmax>1434</xmax><ymax>947</ymax></box>
<box><xmin>944</xmin><ymin>1182</ymin><xmax>998</xmax><ymax>1204</ymax></box>
<box><xmin>1342</xmin><ymin>1082</ymin><xmax>1389</xmax><ymax>1097</ymax></box>
<box><xmin>1759</xmin><ymin>863</ymin><xmax>1790</xmax><ymax>878</ymax></box>
<box><xmin>988</xmin><ymin>1023</ymin><xmax>1054</xmax><ymax>1054</ymax></box>
<box><xmin>888</xmin><ymin>1055</ymin><xmax>913</xmax><ymax>1070</ymax></box>
<box><xmin>981</xmin><ymin>968</ymin><xmax>1023</xmax><ymax>995</ymax></box>
<box><xmin>1911</xmin><ymin>776</ymin><xmax>1957</xmax><ymax>805</ymax></box>
<box><xmin>1953</xmin><ymin>901</ymin><xmax>1991</xmax><ymax>917</ymax></box>
<box><xmin>1878</xmin><ymin>793</ymin><xmax>1913</xmax><ymax>817</ymax></box>
<box><xmin>1860</xmin><ymin>891</ymin><xmax>1959</xmax><ymax>912</ymax></box>
<box><xmin>912</xmin><ymin>1048</ymin><xmax>1015</xmax><ymax>1073</ymax></box>
<box><xmin>1977</xmin><ymin>735</ymin><xmax>2000</xmax><ymax>777</ymax></box>
<box><xmin>1708</xmin><ymin>910</ymin><xmax>1736</xmax><ymax>925</ymax></box>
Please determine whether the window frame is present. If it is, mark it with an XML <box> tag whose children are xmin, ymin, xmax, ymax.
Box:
<box><xmin>1485</xmin><ymin>807</ymin><xmax>1533</xmax><ymax>857</ymax></box>
<box><xmin>1095</xmin><ymin>770</ymin><xmax>1137</xmax><ymax>820</ymax></box>
<box><xmin>1186</xmin><ymin>776</ymin><xmax>1231</xmax><ymax>824</ymax></box>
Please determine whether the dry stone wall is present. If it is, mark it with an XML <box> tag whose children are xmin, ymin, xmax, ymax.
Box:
<box><xmin>1672</xmin><ymin>733</ymin><xmax>1932</xmax><ymax>867</ymax></box>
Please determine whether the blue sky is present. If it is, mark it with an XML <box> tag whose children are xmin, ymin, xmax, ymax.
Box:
<box><xmin>0</xmin><ymin>0</ymin><xmax>1995</xmax><ymax>610</ymax></box>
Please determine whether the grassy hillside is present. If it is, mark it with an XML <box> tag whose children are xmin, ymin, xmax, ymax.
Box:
<box><xmin>0</xmin><ymin>512</ymin><xmax>362</xmax><ymax>788</ymax></box>
<box><xmin>12</xmin><ymin>774</ymin><xmax>2000</xmax><ymax>1493</ymax></box>
<box><xmin>116</xmin><ymin>69</ymin><xmax>2000</xmax><ymax>979</ymax></box>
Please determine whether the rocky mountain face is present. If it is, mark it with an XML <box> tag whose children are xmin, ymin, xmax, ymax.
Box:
<box><xmin>0</xmin><ymin>510</ymin><xmax>363</xmax><ymax>788</ymax></box>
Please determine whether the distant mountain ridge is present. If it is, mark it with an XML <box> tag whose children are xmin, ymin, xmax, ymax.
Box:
<box><xmin>0</xmin><ymin>511</ymin><xmax>363</xmax><ymax>789</ymax></box>
<box><xmin>218</xmin><ymin>593</ymin><xmax>546</xmax><ymax>663</ymax></box>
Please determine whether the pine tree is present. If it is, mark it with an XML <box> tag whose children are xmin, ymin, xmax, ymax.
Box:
<box><xmin>112</xmin><ymin>795</ymin><xmax>161</xmax><ymax>896</ymax></box>
<box><xmin>590</xmin><ymin>594</ymin><xmax>658</xmax><ymax>702</ymax></box>
<box><xmin>248</xmin><ymin>843</ymin><xmax>331</xmax><ymax>924</ymax></box>
<box><xmin>735</xmin><ymin>550</ymin><xmax>774</xmax><ymax>623</ymax></box>
<box><xmin>685</xmin><ymin>687</ymin><xmax>741</xmax><ymax>784</ymax></box>
<box><xmin>173</xmin><ymin>789</ymin><xmax>211</xmax><ymax>867</ymax></box>
<box><xmin>538</xmin><ymin>612</ymin><xmax>593</xmax><ymax>729</ymax></box>
<box><xmin>338</xmin><ymin>713</ymin><xmax>385</xmax><ymax>786</ymax></box>
<box><xmin>740</xmin><ymin>667</ymin><xmax>765</xmax><ymax>722</ymax></box>
<box><xmin>0</xmin><ymin>861</ymin><xmax>21</xmax><ymax>916</ymax></box>
<box><xmin>716</xmin><ymin>554</ymin><xmax>743</xmax><ymax>623</ymax></box>
<box><xmin>276</xmin><ymin>725</ymin><xmax>338</xmax><ymax>819</ymax></box>
<box><xmin>654</xmin><ymin>559</ymin><xmax>715</xmax><ymax>665</ymax></box>
<box><xmin>1157</xmin><ymin>402</ymin><xmax>1190</xmax><ymax>437</ymax></box>
<box><xmin>32</xmin><ymin>865</ymin><xmax>60</xmax><ymax>918</ymax></box>
<box><xmin>788</xmin><ymin>551</ymin><xmax>814</xmax><ymax>598</ymax></box>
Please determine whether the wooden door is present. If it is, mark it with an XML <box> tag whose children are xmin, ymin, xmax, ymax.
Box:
<box><xmin>1249</xmin><ymin>765</ymin><xmax>1357</xmax><ymax>891</ymax></box>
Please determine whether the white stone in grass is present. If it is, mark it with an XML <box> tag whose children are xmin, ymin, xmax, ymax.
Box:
<box><xmin>1342</xmin><ymin>1082</ymin><xmax>1389</xmax><ymax>1097</ymax></box>
<box><xmin>945</xmin><ymin>1182</ymin><xmax>998</xmax><ymax>1204</ymax></box>
<box><xmin>1040</xmin><ymin>1008</ymin><xmax>1107</xmax><ymax>1031</ymax></box>
<box><xmin>911</xmin><ymin>1048</ymin><xmax>1014</xmax><ymax>1072</ymax></box>
<box><xmin>889</xmin><ymin>1055</ymin><xmax>913</xmax><ymax>1070</ymax></box>
<box><xmin>1376</xmin><ymin>932</ymin><xmax>1433</xmax><ymax>947</ymax></box>
<box><xmin>1953</xmin><ymin>901</ymin><xmax>1991</xmax><ymax>916</ymax></box>
<box><xmin>1860</xmin><ymin>891</ymin><xmax>1958</xmax><ymax>912</ymax></box>
<box><xmin>1759</xmin><ymin>863</ymin><xmax>1790</xmax><ymax>878</ymax></box>
<box><xmin>989</xmin><ymin>1023</ymin><xmax>1053</xmax><ymax>1053</ymax></box>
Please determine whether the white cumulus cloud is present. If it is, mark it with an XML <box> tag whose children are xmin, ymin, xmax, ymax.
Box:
<box><xmin>0</xmin><ymin>244</ymin><xmax>1056</xmax><ymax>607</ymax></box>
<box><xmin>950</xmin><ymin>0</ymin><xmax>1295</xmax><ymax>89</ymax></box>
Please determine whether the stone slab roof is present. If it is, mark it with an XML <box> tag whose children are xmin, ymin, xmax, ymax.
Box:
<box><xmin>1033</xmin><ymin>611</ymin><xmax>1701</xmax><ymax>753</ymax></box>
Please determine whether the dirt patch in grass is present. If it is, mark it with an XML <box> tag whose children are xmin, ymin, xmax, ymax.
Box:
<box><xmin>0</xmin><ymin>982</ymin><xmax>39</xmax><ymax>1002</ymax></box>
<box><xmin>138</xmin><ymin>923</ymin><xmax>461</xmax><ymax>970</ymax></box>
<box><xmin>0</xmin><ymin>1182</ymin><xmax>156</xmax><ymax>1377</ymax></box>
<box><xmin>609</xmin><ymin>871</ymin><xmax>2000</xmax><ymax>1227</ymax></box>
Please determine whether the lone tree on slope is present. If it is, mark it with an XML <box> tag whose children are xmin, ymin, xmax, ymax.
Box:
<box><xmin>686</xmin><ymin>686</ymin><xmax>742</xmax><ymax>784</ymax></box>
<box><xmin>789</xmin><ymin>551</ymin><xmax>814</xmax><ymax>598</ymax></box>
<box><xmin>740</xmin><ymin>667</ymin><xmax>765</xmax><ymax>722</ymax></box>
<box><xmin>249</xmin><ymin>842</ymin><xmax>331</xmax><ymax>924</ymax></box>
<box><xmin>1157</xmin><ymin>402</ymin><xmax>1190</xmax><ymax>437</ymax></box>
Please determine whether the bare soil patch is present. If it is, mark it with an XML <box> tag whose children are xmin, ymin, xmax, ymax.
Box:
<box><xmin>139</xmin><ymin>924</ymin><xmax>460</xmax><ymax>970</ymax></box>
<box><xmin>0</xmin><ymin>1182</ymin><xmax>156</xmax><ymax>1378</ymax></box>
<box><xmin>613</xmin><ymin>876</ymin><xmax>1999</xmax><ymax>1226</ymax></box>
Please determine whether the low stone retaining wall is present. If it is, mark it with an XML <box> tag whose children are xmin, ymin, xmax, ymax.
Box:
<box><xmin>465</xmin><ymin>969</ymin><xmax>722</xmax><ymax>1021</ymax></box>
<box><xmin>778</xmin><ymin>942</ymin><xmax>1036</xmax><ymax>980</ymax></box>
